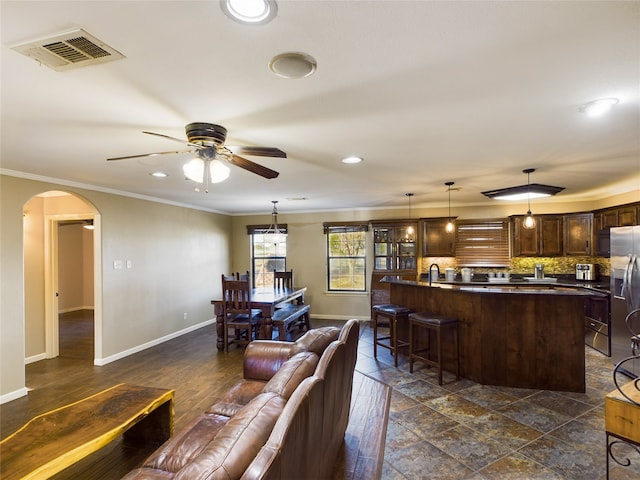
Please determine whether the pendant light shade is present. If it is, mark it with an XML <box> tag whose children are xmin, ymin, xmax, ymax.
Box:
<box><xmin>523</xmin><ymin>168</ymin><xmax>536</xmax><ymax>229</ymax></box>
<box><xmin>445</xmin><ymin>181</ymin><xmax>455</xmax><ymax>233</ymax></box>
<box><xmin>264</xmin><ymin>200</ymin><xmax>287</xmax><ymax>245</ymax></box>
<box><xmin>405</xmin><ymin>193</ymin><xmax>414</xmax><ymax>241</ymax></box>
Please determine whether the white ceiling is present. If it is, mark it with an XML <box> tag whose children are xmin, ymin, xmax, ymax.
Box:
<box><xmin>2</xmin><ymin>1</ymin><xmax>639</xmax><ymax>215</ymax></box>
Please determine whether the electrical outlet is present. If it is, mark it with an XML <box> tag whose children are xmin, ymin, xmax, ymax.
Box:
<box><xmin>183</xmin><ymin>312</ymin><xmax>188</xmax><ymax>320</ymax></box>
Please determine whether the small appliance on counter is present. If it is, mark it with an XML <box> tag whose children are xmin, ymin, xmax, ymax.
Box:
<box><xmin>576</xmin><ymin>263</ymin><xmax>598</xmax><ymax>281</ymax></box>
<box><xmin>534</xmin><ymin>263</ymin><xmax>544</xmax><ymax>279</ymax></box>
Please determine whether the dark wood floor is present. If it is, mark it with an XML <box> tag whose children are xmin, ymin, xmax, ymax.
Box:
<box><xmin>1</xmin><ymin>311</ymin><xmax>380</xmax><ymax>480</ymax></box>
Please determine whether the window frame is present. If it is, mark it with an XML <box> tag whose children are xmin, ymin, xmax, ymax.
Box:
<box><xmin>323</xmin><ymin>222</ymin><xmax>368</xmax><ymax>292</ymax></box>
<box><xmin>247</xmin><ymin>224</ymin><xmax>288</xmax><ymax>287</ymax></box>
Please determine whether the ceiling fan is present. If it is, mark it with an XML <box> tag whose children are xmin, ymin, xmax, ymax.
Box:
<box><xmin>107</xmin><ymin>122</ymin><xmax>285</xmax><ymax>190</ymax></box>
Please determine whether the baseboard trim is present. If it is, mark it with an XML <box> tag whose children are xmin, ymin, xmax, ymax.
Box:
<box><xmin>58</xmin><ymin>306</ymin><xmax>95</xmax><ymax>314</ymax></box>
<box><xmin>94</xmin><ymin>318</ymin><xmax>216</xmax><ymax>366</ymax></box>
<box><xmin>25</xmin><ymin>353</ymin><xmax>47</xmax><ymax>365</ymax></box>
<box><xmin>1</xmin><ymin>387</ymin><xmax>29</xmax><ymax>404</ymax></box>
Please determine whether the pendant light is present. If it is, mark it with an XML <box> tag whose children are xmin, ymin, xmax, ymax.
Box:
<box><xmin>405</xmin><ymin>193</ymin><xmax>415</xmax><ymax>241</ymax></box>
<box><xmin>523</xmin><ymin>168</ymin><xmax>536</xmax><ymax>229</ymax></box>
<box><xmin>264</xmin><ymin>200</ymin><xmax>287</xmax><ymax>245</ymax></box>
<box><xmin>445</xmin><ymin>182</ymin><xmax>455</xmax><ymax>233</ymax></box>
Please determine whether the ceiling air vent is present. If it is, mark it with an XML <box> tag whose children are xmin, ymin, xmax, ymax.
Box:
<box><xmin>11</xmin><ymin>28</ymin><xmax>124</xmax><ymax>71</ymax></box>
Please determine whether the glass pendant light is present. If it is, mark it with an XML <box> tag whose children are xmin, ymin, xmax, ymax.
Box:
<box><xmin>445</xmin><ymin>181</ymin><xmax>455</xmax><ymax>233</ymax></box>
<box><xmin>405</xmin><ymin>193</ymin><xmax>414</xmax><ymax>241</ymax></box>
<box><xmin>264</xmin><ymin>200</ymin><xmax>287</xmax><ymax>245</ymax></box>
<box><xmin>523</xmin><ymin>168</ymin><xmax>536</xmax><ymax>229</ymax></box>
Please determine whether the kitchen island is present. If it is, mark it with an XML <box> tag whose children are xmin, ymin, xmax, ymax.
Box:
<box><xmin>382</xmin><ymin>276</ymin><xmax>608</xmax><ymax>392</ymax></box>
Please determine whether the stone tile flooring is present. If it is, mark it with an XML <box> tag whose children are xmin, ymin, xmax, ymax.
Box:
<box><xmin>355</xmin><ymin>324</ymin><xmax>640</xmax><ymax>480</ymax></box>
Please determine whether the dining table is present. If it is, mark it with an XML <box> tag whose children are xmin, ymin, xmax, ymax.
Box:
<box><xmin>211</xmin><ymin>286</ymin><xmax>307</xmax><ymax>350</ymax></box>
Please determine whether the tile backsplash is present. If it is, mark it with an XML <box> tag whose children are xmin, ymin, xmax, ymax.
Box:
<box><xmin>420</xmin><ymin>256</ymin><xmax>611</xmax><ymax>276</ymax></box>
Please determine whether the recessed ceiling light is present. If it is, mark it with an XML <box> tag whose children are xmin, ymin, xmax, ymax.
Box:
<box><xmin>269</xmin><ymin>52</ymin><xmax>317</xmax><ymax>79</ymax></box>
<box><xmin>579</xmin><ymin>97</ymin><xmax>619</xmax><ymax>117</ymax></box>
<box><xmin>341</xmin><ymin>156</ymin><xmax>363</xmax><ymax>164</ymax></box>
<box><xmin>221</xmin><ymin>0</ymin><xmax>277</xmax><ymax>25</ymax></box>
<box><xmin>150</xmin><ymin>171</ymin><xmax>168</xmax><ymax>178</ymax></box>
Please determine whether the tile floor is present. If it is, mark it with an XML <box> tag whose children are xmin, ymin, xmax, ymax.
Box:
<box><xmin>354</xmin><ymin>323</ymin><xmax>640</xmax><ymax>480</ymax></box>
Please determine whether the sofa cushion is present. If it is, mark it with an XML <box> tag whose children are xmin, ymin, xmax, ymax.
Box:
<box><xmin>141</xmin><ymin>413</ymin><xmax>231</xmax><ymax>474</ymax></box>
<box><xmin>174</xmin><ymin>392</ymin><xmax>286</xmax><ymax>480</ymax></box>
<box><xmin>261</xmin><ymin>351</ymin><xmax>318</xmax><ymax>400</ymax></box>
<box><xmin>206</xmin><ymin>380</ymin><xmax>266</xmax><ymax>417</ymax></box>
<box><xmin>289</xmin><ymin>326</ymin><xmax>340</xmax><ymax>357</ymax></box>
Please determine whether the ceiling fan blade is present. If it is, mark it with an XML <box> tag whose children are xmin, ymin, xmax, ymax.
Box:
<box><xmin>229</xmin><ymin>155</ymin><xmax>280</xmax><ymax>179</ymax></box>
<box><xmin>107</xmin><ymin>149</ymin><xmax>196</xmax><ymax>161</ymax></box>
<box><xmin>143</xmin><ymin>131</ymin><xmax>202</xmax><ymax>148</ymax></box>
<box><xmin>227</xmin><ymin>146</ymin><xmax>286</xmax><ymax>158</ymax></box>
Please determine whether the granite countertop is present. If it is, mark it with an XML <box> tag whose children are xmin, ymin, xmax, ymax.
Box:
<box><xmin>383</xmin><ymin>275</ymin><xmax>610</xmax><ymax>297</ymax></box>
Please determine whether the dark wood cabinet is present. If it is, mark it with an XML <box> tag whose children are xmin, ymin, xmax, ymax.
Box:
<box><xmin>594</xmin><ymin>202</ymin><xmax>640</xmax><ymax>231</ymax></box>
<box><xmin>371</xmin><ymin>221</ymin><xmax>417</xmax><ymax>272</ymax></box>
<box><xmin>512</xmin><ymin>215</ymin><xmax>563</xmax><ymax>256</ymax></box>
<box><xmin>420</xmin><ymin>218</ymin><xmax>456</xmax><ymax>256</ymax></box>
<box><xmin>370</xmin><ymin>220</ymin><xmax>417</xmax><ymax>309</ymax></box>
<box><xmin>564</xmin><ymin>213</ymin><xmax>594</xmax><ymax>256</ymax></box>
<box><xmin>595</xmin><ymin>209</ymin><xmax>619</xmax><ymax>231</ymax></box>
<box><xmin>619</xmin><ymin>206</ymin><xmax>638</xmax><ymax>226</ymax></box>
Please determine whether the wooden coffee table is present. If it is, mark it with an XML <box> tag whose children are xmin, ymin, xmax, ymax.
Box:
<box><xmin>0</xmin><ymin>383</ymin><xmax>174</xmax><ymax>480</ymax></box>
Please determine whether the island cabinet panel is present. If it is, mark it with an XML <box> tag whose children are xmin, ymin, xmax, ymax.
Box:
<box><xmin>387</xmin><ymin>281</ymin><xmax>586</xmax><ymax>392</ymax></box>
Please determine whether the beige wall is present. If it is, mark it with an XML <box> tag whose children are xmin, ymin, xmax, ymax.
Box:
<box><xmin>2</xmin><ymin>174</ymin><xmax>231</xmax><ymax>402</ymax></box>
<box><xmin>2</xmin><ymin>170</ymin><xmax>637</xmax><ymax>402</ymax></box>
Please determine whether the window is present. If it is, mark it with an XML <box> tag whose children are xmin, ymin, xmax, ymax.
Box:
<box><xmin>455</xmin><ymin>219</ymin><xmax>509</xmax><ymax>267</ymax></box>
<box><xmin>247</xmin><ymin>224</ymin><xmax>287</xmax><ymax>287</ymax></box>
<box><xmin>324</xmin><ymin>222</ymin><xmax>367</xmax><ymax>291</ymax></box>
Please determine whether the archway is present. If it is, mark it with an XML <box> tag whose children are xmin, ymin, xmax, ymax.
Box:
<box><xmin>23</xmin><ymin>191</ymin><xmax>102</xmax><ymax>364</ymax></box>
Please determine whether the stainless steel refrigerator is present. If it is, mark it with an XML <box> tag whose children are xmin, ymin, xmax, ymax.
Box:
<box><xmin>610</xmin><ymin>225</ymin><xmax>640</xmax><ymax>377</ymax></box>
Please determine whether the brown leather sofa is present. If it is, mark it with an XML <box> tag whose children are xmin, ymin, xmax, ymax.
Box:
<box><xmin>123</xmin><ymin>319</ymin><xmax>360</xmax><ymax>480</ymax></box>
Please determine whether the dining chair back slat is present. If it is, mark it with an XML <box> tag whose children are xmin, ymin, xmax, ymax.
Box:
<box><xmin>273</xmin><ymin>269</ymin><xmax>294</xmax><ymax>290</ymax></box>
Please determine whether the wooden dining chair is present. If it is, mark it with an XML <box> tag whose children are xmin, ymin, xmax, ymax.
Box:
<box><xmin>236</xmin><ymin>271</ymin><xmax>250</xmax><ymax>282</ymax></box>
<box><xmin>221</xmin><ymin>275</ymin><xmax>261</xmax><ymax>352</ymax></box>
<box><xmin>273</xmin><ymin>269</ymin><xmax>294</xmax><ymax>290</ymax></box>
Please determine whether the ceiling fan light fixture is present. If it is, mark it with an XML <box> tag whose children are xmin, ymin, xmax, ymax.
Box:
<box><xmin>269</xmin><ymin>52</ymin><xmax>317</xmax><ymax>79</ymax></box>
<box><xmin>183</xmin><ymin>158</ymin><xmax>205</xmax><ymax>183</ymax></box>
<box><xmin>221</xmin><ymin>0</ymin><xmax>277</xmax><ymax>25</ymax></box>
<box><xmin>210</xmin><ymin>159</ymin><xmax>231</xmax><ymax>183</ymax></box>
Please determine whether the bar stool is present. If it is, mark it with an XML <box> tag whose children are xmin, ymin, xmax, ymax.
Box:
<box><xmin>372</xmin><ymin>304</ymin><xmax>413</xmax><ymax>367</ymax></box>
<box><xmin>408</xmin><ymin>312</ymin><xmax>460</xmax><ymax>385</ymax></box>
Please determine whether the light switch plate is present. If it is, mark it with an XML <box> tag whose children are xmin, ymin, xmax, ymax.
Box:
<box><xmin>114</xmin><ymin>260</ymin><xmax>123</xmax><ymax>270</ymax></box>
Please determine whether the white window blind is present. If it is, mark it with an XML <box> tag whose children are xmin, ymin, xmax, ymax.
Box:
<box><xmin>455</xmin><ymin>220</ymin><xmax>509</xmax><ymax>267</ymax></box>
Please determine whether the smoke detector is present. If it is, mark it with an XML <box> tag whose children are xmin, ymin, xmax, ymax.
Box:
<box><xmin>11</xmin><ymin>28</ymin><xmax>124</xmax><ymax>71</ymax></box>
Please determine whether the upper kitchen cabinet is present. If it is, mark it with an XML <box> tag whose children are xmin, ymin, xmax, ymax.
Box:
<box><xmin>511</xmin><ymin>215</ymin><xmax>563</xmax><ymax>257</ymax></box>
<box><xmin>594</xmin><ymin>202</ymin><xmax>640</xmax><ymax>230</ymax></box>
<box><xmin>618</xmin><ymin>205</ymin><xmax>638</xmax><ymax>226</ymax></box>
<box><xmin>564</xmin><ymin>213</ymin><xmax>594</xmax><ymax>256</ymax></box>
<box><xmin>371</xmin><ymin>220</ymin><xmax>418</xmax><ymax>272</ymax></box>
<box><xmin>420</xmin><ymin>218</ymin><xmax>456</xmax><ymax>257</ymax></box>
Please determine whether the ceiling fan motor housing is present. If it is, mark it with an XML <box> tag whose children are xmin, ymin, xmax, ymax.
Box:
<box><xmin>186</xmin><ymin>123</ymin><xmax>227</xmax><ymax>146</ymax></box>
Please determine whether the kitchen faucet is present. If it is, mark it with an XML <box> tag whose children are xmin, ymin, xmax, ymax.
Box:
<box><xmin>429</xmin><ymin>263</ymin><xmax>440</xmax><ymax>286</ymax></box>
